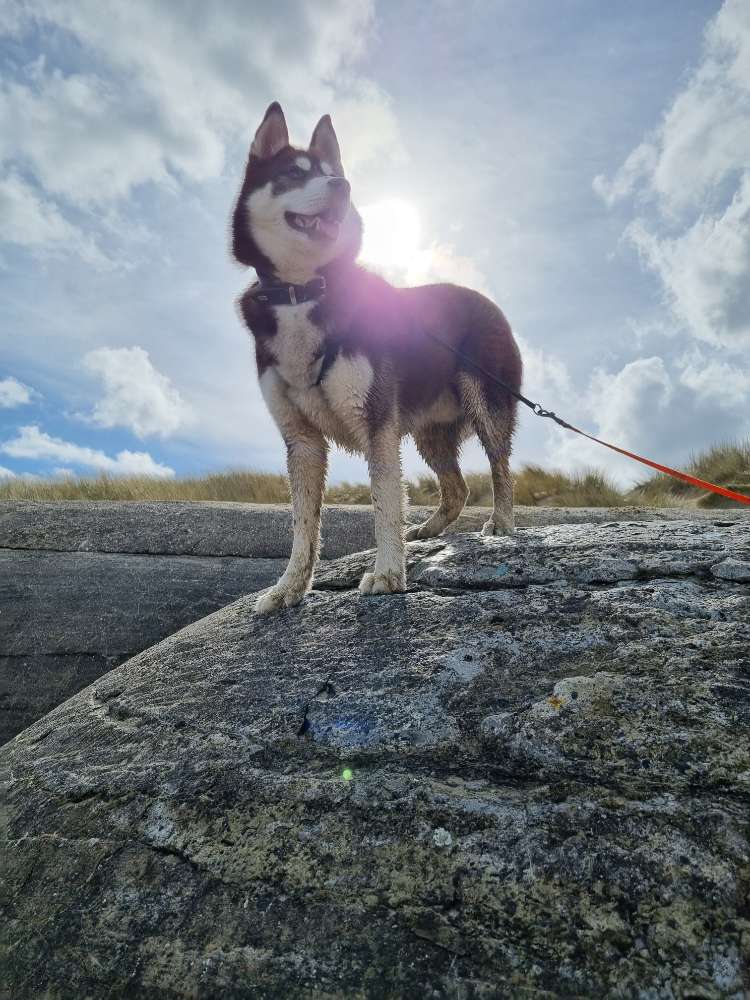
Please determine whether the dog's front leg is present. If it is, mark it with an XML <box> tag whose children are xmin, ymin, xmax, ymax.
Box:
<box><xmin>359</xmin><ymin>422</ymin><xmax>407</xmax><ymax>595</ymax></box>
<box><xmin>255</xmin><ymin>430</ymin><xmax>328</xmax><ymax>613</ymax></box>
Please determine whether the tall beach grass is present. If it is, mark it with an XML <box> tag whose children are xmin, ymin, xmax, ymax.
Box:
<box><xmin>2</xmin><ymin>440</ymin><xmax>747</xmax><ymax>507</ymax></box>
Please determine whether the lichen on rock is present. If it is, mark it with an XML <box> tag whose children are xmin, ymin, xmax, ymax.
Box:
<box><xmin>1</xmin><ymin>519</ymin><xmax>749</xmax><ymax>998</ymax></box>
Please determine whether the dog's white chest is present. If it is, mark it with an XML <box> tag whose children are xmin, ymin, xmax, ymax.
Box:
<box><xmin>261</xmin><ymin>303</ymin><xmax>376</xmax><ymax>452</ymax></box>
<box><xmin>269</xmin><ymin>304</ymin><xmax>324</xmax><ymax>389</ymax></box>
<box><xmin>285</xmin><ymin>352</ymin><xmax>375</xmax><ymax>452</ymax></box>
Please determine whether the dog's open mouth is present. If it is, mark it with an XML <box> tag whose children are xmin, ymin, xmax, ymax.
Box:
<box><xmin>285</xmin><ymin>209</ymin><xmax>341</xmax><ymax>241</ymax></box>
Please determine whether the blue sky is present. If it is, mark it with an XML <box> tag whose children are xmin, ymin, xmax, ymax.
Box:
<box><xmin>1</xmin><ymin>0</ymin><xmax>748</xmax><ymax>485</ymax></box>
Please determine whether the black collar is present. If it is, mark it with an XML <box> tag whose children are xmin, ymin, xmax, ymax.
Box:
<box><xmin>247</xmin><ymin>273</ymin><xmax>327</xmax><ymax>307</ymax></box>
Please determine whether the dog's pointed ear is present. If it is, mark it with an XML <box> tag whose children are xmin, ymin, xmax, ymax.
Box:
<box><xmin>250</xmin><ymin>102</ymin><xmax>289</xmax><ymax>160</ymax></box>
<box><xmin>310</xmin><ymin>114</ymin><xmax>343</xmax><ymax>174</ymax></box>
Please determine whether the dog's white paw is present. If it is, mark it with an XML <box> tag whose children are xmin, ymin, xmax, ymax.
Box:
<box><xmin>481</xmin><ymin>518</ymin><xmax>515</xmax><ymax>538</ymax></box>
<box><xmin>254</xmin><ymin>583</ymin><xmax>306</xmax><ymax>614</ymax></box>
<box><xmin>358</xmin><ymin>570</ymin><xmax>407</xmax><ymax>595</ymax></box>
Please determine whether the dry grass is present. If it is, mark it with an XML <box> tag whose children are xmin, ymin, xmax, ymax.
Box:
<box><xmin>0</xmin><ymin>470</ymin><xmax>293</xmax><ymax>503</ymax></box>
<box><xmin>2</xmin><ymin>440</ymin><xmax>747</xmax><ymax>508</ymax></box>
<box><xmin>407</xmin><ymin>466</ymin><xmax>625</xmax><ymax>507</ymax></box>
<box><xmin>513</xmin><ymin>465</ymin><xmax>626</xmax><ymax>507</ymax></box>
<box><xmin>324</xmin><ymin>481</ymin><xmax>373</xmax><ymax>505</ymax></box>
<box><xmin>629</xmin><ymin>440</ymin><xmax>750</xmax><ymax>507</ymax></box>
<box><xmin>0</xmin><ymin>466</ymin><xmax>621</xmax><ymax>506</ymax></box>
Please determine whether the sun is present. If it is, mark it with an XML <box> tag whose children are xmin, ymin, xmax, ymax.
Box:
<box><xmin>358</xmin><ymin>198</ymin><xmax>422</xmax><ymax>271</ymax></box>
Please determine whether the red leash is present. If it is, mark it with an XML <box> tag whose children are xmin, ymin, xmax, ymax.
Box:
<box><xmin>544</xmin><ymin>417</ymin><xmax>750</xmax><ymax>507</ymax></box>
<box><xmin>426</xmin><ymin>332</ymin><xmax>750</xmax><ymax>507</ymax></box>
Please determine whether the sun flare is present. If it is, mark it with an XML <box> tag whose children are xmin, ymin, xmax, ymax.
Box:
<box><xmin>358</xmin><ymin>198</ymin><xmax>422</xmax><ymax>271</ymax></box>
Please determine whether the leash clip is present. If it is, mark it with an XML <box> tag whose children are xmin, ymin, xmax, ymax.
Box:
<box><xmin>533</xmin><ymin>404</ymin><xmax>556</xmax><ymax>419</ymax></box>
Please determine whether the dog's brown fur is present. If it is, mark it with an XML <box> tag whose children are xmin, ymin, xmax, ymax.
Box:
<box><xmin>233</xmin><ymin>103</ymin><xmax>522</xmax><ymax>611</ymax></box>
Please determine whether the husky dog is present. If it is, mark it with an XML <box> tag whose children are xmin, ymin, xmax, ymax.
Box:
<box><xmin>232</xmin><ymin>103</ymin><xmax>522</xmax><ymax>613</ymax></box>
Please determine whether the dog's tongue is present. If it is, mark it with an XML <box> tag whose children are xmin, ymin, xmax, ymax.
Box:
<box><xmin>315</xmin><ymin>216</ymin><xmax>340</xmax><ymax>239</ymax></box>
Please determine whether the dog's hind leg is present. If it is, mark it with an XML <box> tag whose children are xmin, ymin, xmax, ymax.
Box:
<box><xmin>460</xmin><ymin>374</ymin><xmax>517</xmax><ymax>537</ymax></box>
<box><xmin>406</xmin><ymin>422</ymin><xmax>469</xmax><ymax>541</ymax></box>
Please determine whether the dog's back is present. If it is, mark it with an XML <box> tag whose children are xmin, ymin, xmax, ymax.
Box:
<box><xmin>297</xmin><ymin>262</ymin><xmax>522</xmax><ymax>429</ymax></box>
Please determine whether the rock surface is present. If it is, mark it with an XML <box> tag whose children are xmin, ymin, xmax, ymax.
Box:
<box><xmin>2</xmin><ymin>499</ymin><xmax>745</xmax><ymax>556</ymax></box>
<box><xmin>5</xmin><ymin>500</ymin><xmax>740</xmax><ymax>746</ymax></box>
<box><xmin>0</xmin><ymin>548</ymin><xmax>287</xmax><ymax>745</ymax></box>
<box><xmin>0</xmin><ymin>500</ymin><xmax>384</xmax><ymax>559</ymax></box>
<box><xmin>1</xmin><ymin>518</ymin><xmax>749</xmax><ymax>998</ymax></box>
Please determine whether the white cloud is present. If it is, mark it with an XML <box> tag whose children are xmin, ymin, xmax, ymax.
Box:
<box><xmin>0</xmin><ymin>375</ymin><xmax>33</xmax><ymax>408</ymax></box>
<box><xmin>593</xmin><ymin>141</ymin><xmax>658</xmax><ymax>208</ymax></box>
<box><xmin>595</xmin><ymin>0</ymin><xmax>750</xmax><ymax>217</ymax></box>
<box><xmin>328</xmin><ymin>81</ymin><xmax>405</xmax><ymax>178</ymax></box>
<box><xmin>0</xmin><ymin>465</ymin><xmax>16</xmax><ymax>479</ymax></box>
<box><xmin>550</xmin><ymin>357</ymin><xmax>673</xmax><ymax>486</ymax></box>
<box><xmin>82</xmin><ymin>346</ymin><xmax>192</xmax><ymax>439</ymax></box>
<box><xmin>588</xmin><ymin>356</ymin><xmax>673</xmax><ymax>433</ymax></box>
<box><xmin>516</xmin><ymin>335</ymin><xmax>573</xmax><ymax>403</ymax></box>
<box><xmin>0</xmin><ymin>1</ymin><xmax>402</xmax><ymax>271</ymax></box>
<box><xmin>594</xmin><ymin>0</ymin><xmax>750</xmax><ymax>353</ymax></box>
<box><xmin>650</xmin><ymin>0</ymin><xmax>750</xmax><ymax>216</ymax></box>
<box><xmin>0</xmin><ymin>69</ymin><xmax>180</xmax><ymax>205</ymax></box>
<box><xmin>0</xmin><ymin>170</ymin><xmax>110</xmax><ymax>267</ymax></box>
<box><xmin>678</xmin><ymin>351</ymin><xmax>750</xmax><ymax>409</ymax></box>
<box><xmin>626</xmin><ymin>175</ymin><xmax>750</xmax><ymax>350</ymax></box>
<box><xmin>1</xmin><ymin>425</ymin><xmax>174</xmax><ymax>477</ymax></box>
<box><xmin>410</xmin><ymin>243</ymin><xmax>490</xmax><ymax>294</ymax></box>
<box><xmin>0</xmin><ymin>1</ymin><xmax>398</xmax><ymax>208</ymax></box>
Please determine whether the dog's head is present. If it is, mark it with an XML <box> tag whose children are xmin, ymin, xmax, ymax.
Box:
<box><xmin>232</xmin><ymin>103</ymin><xmax>362</xmax><ymax>279</ymax></box>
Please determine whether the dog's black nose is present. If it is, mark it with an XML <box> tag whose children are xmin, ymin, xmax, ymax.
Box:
<box><xmin>327</xmin><ymin>177</ymin><xmax>350</xmax><ymax>196</ymax></box>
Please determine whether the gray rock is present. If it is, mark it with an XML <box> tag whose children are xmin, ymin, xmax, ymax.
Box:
<box><xmin>1</xmin><ymin>519</ymin><xmax>749</xmax><ymax>998</ymax></box>
<box><xmin>712</xmin><ymin>557</ymin><xmax>750</xmax><ymax>582</ymax></box>
<box><xmin>0</xmin><ymin>499</ymin><xmax>379</xmax><ymax>559</ymax></box>
<box><xmin>0</xmin><ymin>549</ymin><xmax>286</xmax><ymax>744</ymax></box>
<box><xmin>0</xmin><ymin>501</ymin><xmax>399</xmax><ymax>744</ymax></box>
<box><xmin>4</xmin><ymin>501</ymin><xmax>741</xmax><ymax>746</ymax></box>
<box><xmin>1</xmin><ymin>499</ymin><xmax>744</xmax><ymax>557</ymax></box>
<box><xmin>316</xmin><ymin>517</ymin><xmax>750</xmax><ymax>591</ymax></box>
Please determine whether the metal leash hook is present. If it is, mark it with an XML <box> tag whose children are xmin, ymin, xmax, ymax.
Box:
<box><xmin>531</xmin><ymin>406</ymin><xmax>578</xmax><ymax>432</ymax></box>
